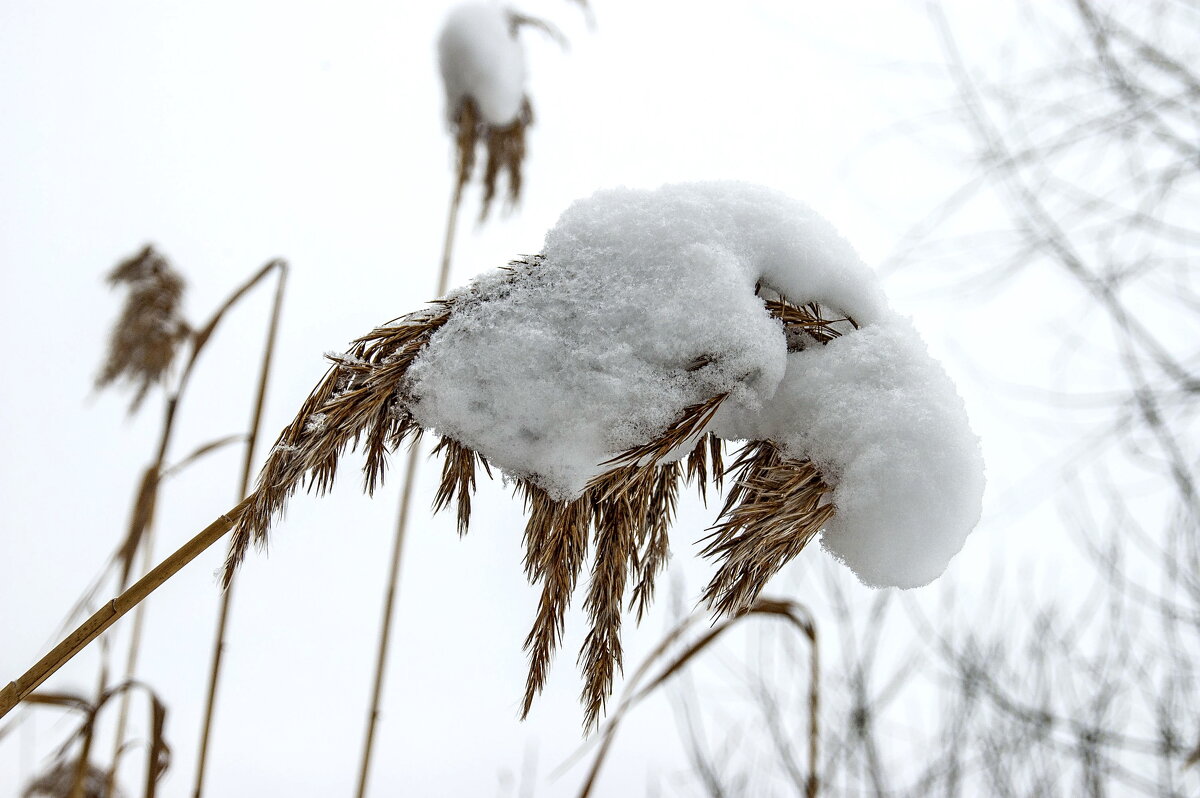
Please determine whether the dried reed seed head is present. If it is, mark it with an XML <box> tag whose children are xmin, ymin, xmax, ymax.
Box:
<box><xmin>450</xmin><ymin>96</ymin><xmax>533</xmax><ymax>219</ymax></box>
<box><xmin>452</xmin><ymin>98</ymin><xmax>481</xmax><ymax>196</ymax></box>
<box><xmin>229</xmin><ymin>279</ymin><xmax>842</xmax><ymax>726</ymax></box>
<box><xmin>700</xmin><ymin>440</ymin><xmax>834</xmax><ymax>618</ymax></box>
<box><xmin>96</xmin><ymin>245</ymin><xmax>189</xmax><ymax>412</ymax></box>
<box><xmin>23</xmin><ymin>760</ymin><xmax>118</xmax><ymax>798</ymax></box>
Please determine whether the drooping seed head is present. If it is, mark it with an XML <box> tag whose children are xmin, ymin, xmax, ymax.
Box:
<box><xmin>96</xmin><ymin>245</ymin><xmax>189</xmax><ymax>412</ymax></box>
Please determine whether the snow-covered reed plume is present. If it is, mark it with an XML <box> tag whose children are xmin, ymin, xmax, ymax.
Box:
<box><xmin>95</xmin><ymin>245</ymin><xmax>189</xmax><ymax>412</ymax></box>
<box><xmin>226</xmin><ymin>182</ymin><xmax>984</xmax><ymax>729</ymax></box>
<box><xmin>438</xmin><ymin>3</ymin><xmax>536</xmax><ymax>218</ymax></box>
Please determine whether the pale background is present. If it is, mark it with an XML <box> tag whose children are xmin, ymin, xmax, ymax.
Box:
<box><xmin>0</xmin><ymin>1</ymin><xmax>1078</xmax><ymax>795</ymax></box>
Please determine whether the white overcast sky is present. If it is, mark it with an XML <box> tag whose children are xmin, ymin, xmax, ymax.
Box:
<box><xmin>0</xmin><ymin>2</ymin><xmax>1074</xmax><ymax>796</ymax></box>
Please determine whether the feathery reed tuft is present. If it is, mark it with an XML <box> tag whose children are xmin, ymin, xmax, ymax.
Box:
<box><xmin>450</xmin><ymin>97</ymin><xmax>534</xmax><ymax>220</ymax></box>
<box><xmin>23</xmin><ymin>761</ymin><xmax>115</xmax><ymax>798</ymax></box>
<box><xmin>225</xmin><ymin>260</ymin><xmax>846</xmax><ymax>729</ymax></box>
<box><xmin>700</xmin><ymin>440</ymin><xmax>834</xmax><ymax>618</ymax></box>
<box><xmin>96</xmin><ymin>245</ymin><xmax>189</xmax><ymax>412</ymax></box>
<box><xmin>223</xmin><ymin>305</ymin><xmax>451</xmax><ymax>581</ymax></box>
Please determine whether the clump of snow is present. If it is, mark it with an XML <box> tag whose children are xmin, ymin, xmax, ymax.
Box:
<box><xmin>714</xmin><ymin>321</ymin><xmax>985</xmax><ymax>588</ymax></box>
<box><xmin>438</xmin><ymin>3</ymin><xmax>527</xmax><ymax>126</ymax></box>
<box><xmin>405</xmin><ymin>182</ymin><xmax>984</xmax><ymax>588</ymax></box>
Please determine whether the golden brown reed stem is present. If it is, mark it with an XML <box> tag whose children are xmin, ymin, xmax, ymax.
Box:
<box><xmin>0</xmin><ymin>498</ymin><xmax>254</xmax><ymax>723</ymax></box>
<box><xmin>354</xmin><ymin>181</ymin><xmax>463</xmax><ymax>798</ymax></box>
<box><xmin>192</xmin><ymin>261</ymin><xmax>288</xmax><ymax>798</ymax></box>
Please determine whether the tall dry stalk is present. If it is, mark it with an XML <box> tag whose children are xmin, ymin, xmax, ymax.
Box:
<box><xmin>190</xmin><ymin>262</ymin><xmax>288</xmax><ymax>798</ymax></box>
<box><xmin>353</xmin><ymin>30</ymin><xmax>538</xmax><ymax>788</ymax></box>
<box><xmin>353</xmin><ymin>160</ymin><xmax>463</xmax><ymax>798</ymax></box>
<box><xmin>65</xmin><ymin>252</ymin><xmax>288</xmax><ymax>798</ymax></box>
<box><xmin>75</xmin><ymin>247</ymin><xmax>188</xmax><ymax>798</ymax></box>
<box><xmin>100</xmin><ymin>258</ymin><xmax>286</xmax><ymax>798</ymax></box>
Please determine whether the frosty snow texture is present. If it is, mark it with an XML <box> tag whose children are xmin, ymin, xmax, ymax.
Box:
<box><xmin>405</xmin><ymin>182</ymin><xmax>984</xmax><ymax>589</ymax></box>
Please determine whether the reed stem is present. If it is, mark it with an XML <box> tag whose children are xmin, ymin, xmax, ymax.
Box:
<box><xmin>354</xmin><ymin>181</ymin><xmax>462</xmax><ymax>798</ymax></box>
<box><xmin>192</xmin><ymin>260</ymin><xmax>288</xmax><ymax>798</ymax></box>
<box><xmin>0</xmin><ymin>498</ymin><xmax>255</xmax><ymax>722</ymax></box>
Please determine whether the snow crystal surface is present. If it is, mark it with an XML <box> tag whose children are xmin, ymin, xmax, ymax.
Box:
<box><xmin>405</xmin><ymin>182</ymin><xmax>984</xmax><ymax>588</ymax></box>
<box><xmin>437</xmin><ymin>3</ymin><xmax>526</xmax><ymax>126</ymax></box>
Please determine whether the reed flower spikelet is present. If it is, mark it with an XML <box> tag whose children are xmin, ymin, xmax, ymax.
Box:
<box><xmin>96</xmin><ymin>245</ymin><xmax>189</xmax><ymax>412</ymax></box>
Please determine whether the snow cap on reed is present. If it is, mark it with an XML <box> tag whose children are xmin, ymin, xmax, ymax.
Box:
<box><xmin>438</xmin><ymin>3</ymin><xmax>535</xmax><ymax>218</ymax></box>
<box><xmin>438</xmin><ymin>3</ymin><xmax>527</xmax><ymax>127</ymax></box>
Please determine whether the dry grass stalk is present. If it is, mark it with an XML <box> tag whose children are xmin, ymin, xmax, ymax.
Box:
<box><xmin>223</xmin><ymin>270</ymin><xmax>845</xmax><ymax>728</ymax></box>
<box><xmin>450</xmin><ymin>97</ymin><xmax>533</xmax><ymax>220</ymax></box>
<box><xmin>92</xmin><ymin>258</ymin><xmax>288</xmax><ymax>798</ymax></box>
<box><xmin>96</xmin><ymin>245</ymin><xmax>189</xmax><ymax>413</ymax></box>
<box><xmin>192</xmin><ymin>261</ymin><xmax>288</xmax><ymax>798</ymax></box>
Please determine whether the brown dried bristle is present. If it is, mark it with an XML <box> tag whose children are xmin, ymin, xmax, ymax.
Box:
<box><xmin>96</xmin><ymin>245</ymin><xmax>189</xmax><ymax>412</ymax></box>
<box><xmin>699</xmin><ymin>440</ymin><xmax>835</xmax><ymax>618</ymax></box>
<box><xmin>450</xmin><ymin>97</ymin><xmax>533</xmax><ymax>220</ymax></box>
<box><xmin>452</xmin><ymin>98</ymin><xmax>480</xmax><ymax>198</ymax></box>
<box><xmin>228</xmin><ymin>268</ymin><xmax>847</xmax><ymax>730</ymax></box>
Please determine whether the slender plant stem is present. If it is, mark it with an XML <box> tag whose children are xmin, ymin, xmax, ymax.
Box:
<box><xmin>355</xmin><ymin>182</ymin><xmax>462</xmax><ymax>798</ymax></box>
<box><xmin>96</xmin><ymin>259</ymin><xmax>285</xmax><ymax>798</ymax></box>
<box><xmin>0</xmin><ymin>498</ymin><xmax>255</xmax><ymax>722</ymax></box>
<box><xmin>68</xmin><ymin>657</ymin><xmax>110</xmax><ymax>798</ymax></box>
<box><xmin>85</xmin><ymin>393</ymin><xmax>181</xmax><ymax>798</ymax></box>
<box><xmin>192</xmin><ymin>261</ymin><xmax>288</xmax><ymax>798</ymax></box>
<box><xmin>100</xmin><ymin>532</ymin><xmax>155</xmax><ymax>798</ymax></box>
<box><xmin>807</xmin><ymin>624</ymin><xmax>819</xmax><ymax>798</ymax></box>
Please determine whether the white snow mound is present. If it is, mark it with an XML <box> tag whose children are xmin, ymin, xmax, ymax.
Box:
<box><xmin>405</xmin><ymin>182</ymin><xmax>984</xmax><ymax>589</ymax></box>
<box><xmin>437</xmin><ymin>3</ymin><xmax>526</xmax><ymax>126</ymax></box>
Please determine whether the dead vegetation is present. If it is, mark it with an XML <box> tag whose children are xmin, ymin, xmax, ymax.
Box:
<box><xmin>95</xmin><ymin>245</ymin><xmax>189</xmax><ymax>413</ymax></box>
<box><xmin>222</xmin><ymin>266</ymin><xmax>849</xmax><ymax>729</ymax></box>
